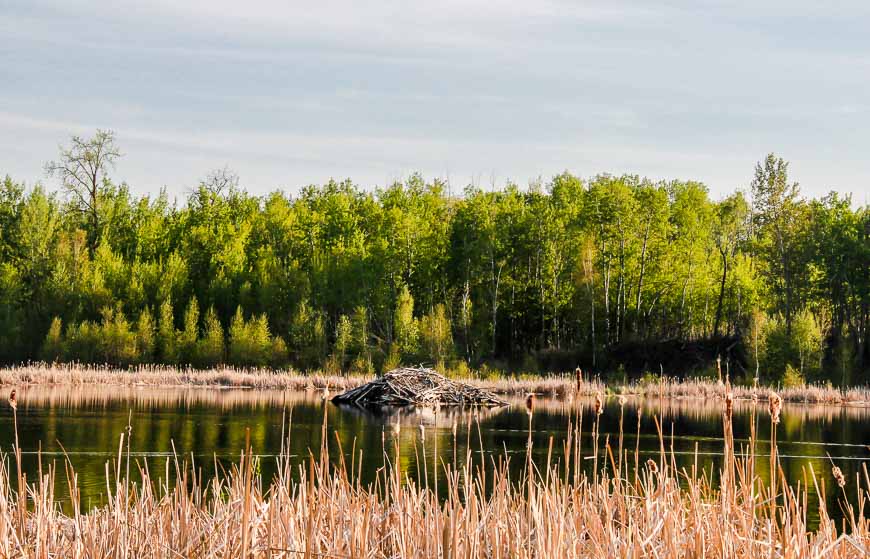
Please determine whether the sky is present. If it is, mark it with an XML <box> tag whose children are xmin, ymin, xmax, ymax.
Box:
<box><xmin>1</xmin><ymin>0</ymin><xmax>868</xmax><ymax>202</ymax></box>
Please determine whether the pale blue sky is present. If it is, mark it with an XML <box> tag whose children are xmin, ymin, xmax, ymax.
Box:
<box><xmin>1</xmin><ymin>0</ymin><xmax>868</xmax><ymax>201</ymax></box>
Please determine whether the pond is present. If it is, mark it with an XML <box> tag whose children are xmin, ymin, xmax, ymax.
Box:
<box><xmin>1</xmin><ymin>385</ymin><xmax>868</xmax><ymax>528</ymax></box>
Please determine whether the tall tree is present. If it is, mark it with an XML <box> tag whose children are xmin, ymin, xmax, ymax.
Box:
<box><xmin>751</xmin><ymin>154</ymin><xmax>801</xmax><ymax>334</ymax></box>
<box><xmin>45</xmin><ymin>130</ymin><xmax>121</xmax><ymax>254</ymax></box>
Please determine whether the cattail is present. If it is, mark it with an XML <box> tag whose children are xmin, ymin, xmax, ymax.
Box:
<box><xmin>768</xmin><ymin>392</ymin><xmax>782</xmax><ymax>424</ymax></box>
<box><xmin>525</xmin><ymin>393</ymin><xmax>535</xmax><ymax>414</ymax></box>
<box><xmin>724</xmin><ymin>391</ymin><xmax>733</xmax><ymax>419</ymax></box>
<box><xmin>832</xmin><ymin>466</ymin><xmax>846</xmax><ymax>488</ymax></box>
<box><xmin>320</xmin><ymin>386</ymin><xmax>330</xmax><ymax>400</ymax></box>
<box><xmin>647</xmin><ymin>459</ymin><xmax>658</xmax><ymax>474</ymax></box>
<box><xmin>594</xmin><ymin>392</ymin><xmax>603</xmax><ymax>416</ymax></box>
<box><xmin>575</xmin><ymin>367</ymin><xmax>583</xmax><ymax>390</ymax></box>
<box><xmin>419</xmin><ymin>423</ymin><xmax>425</xmax><ymax>439</ymax></box>
<box><xmin>618</xmin><ymin>395</ymin><xmax>627</xmax><ymax>407</ymax></box>
<box><xmin>8</xmin><ymin>390</ymin><xmax>15</xmax><ymax>412</ymax></box>
<box><xmin>391</xmin><ymin>420</ymin><xmax>401</xmax><ymax>436</ymax></box>
<box><xmin>452</xmin><ymin>420</ymin><xmax>458</xmax><ymax>439</ymax></box>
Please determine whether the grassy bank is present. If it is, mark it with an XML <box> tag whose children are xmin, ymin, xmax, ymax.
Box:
<box><xmin>1</xmin><ymin>388</ymin><xmax>868</xmax><ymax>557</ymax></box>
<box><xmin>2</xmin><ymin>363</ymin><xmax>870</xmax><ymax>404</ymax></box>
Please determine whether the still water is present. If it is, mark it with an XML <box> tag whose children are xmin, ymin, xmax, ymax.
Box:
<box><xmin>1</xmin><ymin>385</ymin><xmax>868</xmax><ymax>525</ymax></box>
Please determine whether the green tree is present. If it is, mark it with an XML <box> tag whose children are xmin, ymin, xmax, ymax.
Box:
<box><xmin>44</xmin><ymin>129</ymin><xmax>121</xmax><ymax>254</ymax></box>
<box><xmin>136</xmin><ymin>307</ymin><xmax>156</xmax><ymax>362</ymax></box>
<box><xmin>393</xmin><ymin>285</ymin><xmax>418</xmax><ymax>362</ymax></box>
<box><xmin>41</xmin><ymin>317</ymin><xmax>64</xmax><ymax>362</ymax></box>
<box><xmin>419</xmin><ymin>304</ymin><xmax>453</xmax><ymax>366</ymax></box>
<box><xmin>196</xmin><ymin>307</ymin><xmax>225</xmax><ymax>368</ymax></box>
<box><xmin>178</xmin><ymin>297</ymin><xmax>200</xmax><ymax>364</ymax></box>
<box><xmin>157</xmin><ymin>297</ymin><xmax>177</xmax><ymax>364</ymax></box>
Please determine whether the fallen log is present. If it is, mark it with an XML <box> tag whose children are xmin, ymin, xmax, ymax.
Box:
<box><xmin>331</xmin><ymin>367</ymin><xmax>508</xmax><ymax>408</ymax></box>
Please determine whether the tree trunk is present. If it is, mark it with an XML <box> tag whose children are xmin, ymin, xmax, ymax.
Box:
<box><xmin>635</xmin><ymin>220</ymin><xmax>651</xmax><ymax>333</ymax></box>
<box><xmin>713</xmin><ymin>248</ymin><xmax>728</xmax><ymax>337</ymax></box>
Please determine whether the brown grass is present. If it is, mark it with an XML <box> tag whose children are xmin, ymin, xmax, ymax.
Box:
<box><xmin>2</xmin><ymin>363</ymin><xmax>870</xmax><ymax>403</ymax></box>
<box><xmin>1</xmin><ymin>386</ymin><xmax>869</xmax><ymax>556</ymax></box>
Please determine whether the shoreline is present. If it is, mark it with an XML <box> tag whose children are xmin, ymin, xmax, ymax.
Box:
<box><xmin>1</xmin><ymin>363</ymin><xmax>869</xmax><ymax>406</ymax></box>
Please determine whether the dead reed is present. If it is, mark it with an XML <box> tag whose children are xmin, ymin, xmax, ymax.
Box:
<box><xmin>5</xmin><ymin>363</ymin><xmax>870</xmax><ymax>407</ymax></box>
<box><xmin>0</xmin><ymin>387</ymin><xmax>868</xmax><ymax>557</ymax></box>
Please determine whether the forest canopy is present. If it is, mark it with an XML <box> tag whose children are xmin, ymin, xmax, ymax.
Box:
<box><xmin>1</xmin><ymin>131</ymin><xmax>867</xmax><ymax>385</ymax></box>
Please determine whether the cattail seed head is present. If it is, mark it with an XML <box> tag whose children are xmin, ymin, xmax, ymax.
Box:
<box><xmin>768</xmin><ymin>392</ymin><xmax>782</xmax><ymax>424</ymax></box>
<box><xmin>594</xmin><ymin>392</ymin><xmax>603</xmax><ymax>416</ymax></box>
<box><xmin>832</xmin><ymin>466</ymin><xmax>846</xmax><ymax>488</ymax></box>
<box><xmin>525</xmin><ymin>393</ymin><xmax>535</xmax><ymax>414</ymax></box>
<box><xmin>647</xmin><ymin>459</ymin><xmax>658</xmax><ymax>474</ymax></box>
<box><xmin>724</xmin><ymin>391</ymin><xmax>733</xmax><ymax>418</ymax></box>
<box><xmin>618</xmin><ymin>395</ymin><xmax>627</xmax><ymax>407</ymax></box>
<box><xmin>8</xmin><ymin>390</ymin><xmax>15</xmax><ymax>412</ymax></box>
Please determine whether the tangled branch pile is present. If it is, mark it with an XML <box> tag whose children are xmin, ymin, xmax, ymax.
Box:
<box><xmin>331</xmin><ymin>367</ymin><xmax>507</xmax><ymax>407</ymax></box>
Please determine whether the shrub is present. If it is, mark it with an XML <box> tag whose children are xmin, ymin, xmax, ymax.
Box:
<box><xmin>229</xmin><ymin>307</ymin><xmax>272</xmax><ymax>367</ymax></box>
<box><xmin>195</xmin><ymin>307</ymin><xmax>224</xmax><ymax>368</ymax></box>
<box><xmin>157</xmin><ymin>298</ymin><xmax>177</xmax><ymax>364</ymax></box>
<box><xmin>269</xmin><ymin>336</ymin><xmax>289</xmax><ymax>369</ymax></box>
<box><xmin>782</xmin><ymin>364</ymin><xmax>805</xmax><ymax>388</ymax></box>
<box><xmin>99</xmin><ymin>306</ymin><xmax>138</xmax><ymax>366</ymax></box>
<box><xmin>41</xmin><ymin>317</ymin><xmax>64</xmax><ymax>362</ymax></box>
<box><xmin>393</xmin><ymin>285</ymin><xmax>418</xmax><ymax>360</ymax></box>
<box><xmin>177</xmin><ymin>297</ymin><xmax>200</xmax><ymax>365</ymax></box>
<box><xmin>136</xmin><ymin>307</ymin><xmax>156</xmax><ymax>362</ymax></box>
<box><xmin>419</xmin><ymin>304</ymin><xmax>453</xmax><ymax>365</ymax></box>
<box><xmin>65</xmin><ymin>320</ymin><xmax>101</xmax><ymax>363</ymax></box>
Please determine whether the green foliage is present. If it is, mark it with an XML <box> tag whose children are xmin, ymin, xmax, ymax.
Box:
<box><xmin>393</xmin><ymin>285</ymin><xmax>418</xmax><ymax>362</ymax></box>
<box><xmin>157</xmin><ymin>298</ymin><xmax>177</xmax><ymax>364</ymax></box>
<box><xmin>135</xmin><ymin>308</ymin><xmax>156</xmax><ymax>362</ymax></box>
<box><xmin>229</xmin><ymin>307</ymin><xmax>274</xmax><ymax>368</ymax></box>
<box><xmin>41</xmin><ymin>317</ymin><xmax>64</xmax><ymax>362</ymax></box>
<box><xmin>782</xmin><ymin>364</ymin><xmax>805</xmax><ymax>388</ymax></box>
<box><xmin>0</xmin><ymin>138</ymin><xmax>865</xmax><ymax>383</ymax></box>
<box><xmin>419</xmin><ymin>304</ymin><xmax>453</xmax><ymax>366</ymax></box>
<box><xmin>195</xmin><ymin>307</ymin><xmax>225</xmax><ymax>368</ymax></box>
<box><xmin>178</xmin><ymin>297</ymin><xmax>200</xmax><ymax>365</ymax></box>
<box><xmin>289</xmin><ymin>301</ymin><xmax>327</xmax><ymax>370</ymax></box>
<box><xmin>99</xmin><ymin>305</ymin><xmax>138</xmax><ymax>366</ymax></box>
<box><xmin>326</xmin><ymin>314</ymin><xmax>353</xmax><ymax>374</ymax></box>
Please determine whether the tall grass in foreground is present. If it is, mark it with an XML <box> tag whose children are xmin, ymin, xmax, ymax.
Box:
<box><xmin>1</xmin><ymin>390</ymin><xmax>869</xmax><ymax>557</ymax></box>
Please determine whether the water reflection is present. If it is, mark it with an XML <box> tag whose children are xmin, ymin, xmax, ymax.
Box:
<box><xmin>0</xmin><ymin>385</ymin><xmax>867</xmax><ymax>528</ymax></box>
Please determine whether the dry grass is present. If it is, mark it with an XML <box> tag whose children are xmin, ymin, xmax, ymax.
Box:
<box><xmin>2</xmin><ymin>363</ymin><xmax>870</xmax><ymax>404</ymax></box>
<box><xmin>1</xmin><ymin>387</ymin><xmax>869</xmax><ymax>557</ymax></box>
<box><xmin>0</xmin><ymin>363</ymin><xmax>361</xmax><ymax>391</ymax></box>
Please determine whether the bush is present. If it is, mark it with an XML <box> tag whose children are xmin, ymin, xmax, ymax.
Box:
<box><xmin>41</xmin><ymin>317</ymin><xmax>64</xmax><ymax>362</ymax></box>
<box><xmin>229</xmin><ymin>307</ymin><xmax>273</xmax><ymax>367</ymax></box>
<box><xmin>99</xmin><ymin>306</ymin><xmax>137</xmax><ymax>366</ymax></box>
<box><xmin>136</xmin><ymin>307</ymin><xmax>156</xmax><ymax>362</ymax></box>
<box><xmin>269</xmin><ymin>336</ymin><xmax>289</xmax><ymax>369</ymax></box>
<box><xmin>419</xmin><ymin>304</ymin><xmax>453</xmax><ymax>365</ymax></box>
<box><xmin>177</xmin><ymin>297</ymin><xmax>200</xmax><ymax>365</ymax></box>
<box><xmin>195</xmin><ymin>307</ymin><xmax>224</xmax><ymax>368</ymax></box>
<box><xmin>65</xmin><ymin>321</ymin><xmax>101</xmax><ymax>363</ymax></box>
<box><xmin>157</xmin><ymin>298</ymin><xmax>177</xmax><ymax>364</ymax></box>
<box><xmin>782</xmin><ymin>364</ymin><xmax>805</xmax><ymax>388</ymax></box>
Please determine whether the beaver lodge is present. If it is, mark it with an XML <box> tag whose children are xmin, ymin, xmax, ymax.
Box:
<box><xmin>331</xmin><ymin>367</ymin><xmax>507</xmax><ymax>408</ymax></box>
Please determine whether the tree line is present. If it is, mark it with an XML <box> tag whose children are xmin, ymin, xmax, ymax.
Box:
<box><xmin>0</xmin><ymin>131</ymin><xmax>867</xmax><ymax>384</ymax></box>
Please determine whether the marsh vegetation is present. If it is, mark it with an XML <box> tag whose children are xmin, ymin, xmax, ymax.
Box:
<box><xmin>1</xmin><ymin>379</ymin><xmax>870</xmax><ymax>556</ymax></box>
